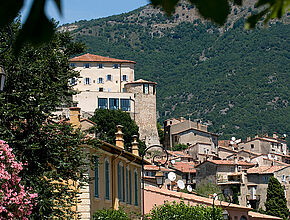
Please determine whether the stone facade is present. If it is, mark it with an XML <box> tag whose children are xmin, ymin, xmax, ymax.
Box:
<box><xmin>125</xmin><ymin>79</ymin><xmax>160</xmax><ymax>147</ymax></box>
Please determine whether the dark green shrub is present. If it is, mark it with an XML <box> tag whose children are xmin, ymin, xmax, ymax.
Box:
<box><xmin>93</xmin><ymin>208</ymin><xmax>129</xmax><ymax>220</ymax></box>
<box><xmin>145</xmin><ymin>201</ymin><xmax>223</xmax><ymax>220</ymax></box>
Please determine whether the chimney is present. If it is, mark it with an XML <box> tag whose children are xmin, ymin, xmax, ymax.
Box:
<box><xmin>234</xmin><ymin>156</ymin><xmax>238</xmax><ymax>172</ymax></box>
<box><xmin>180</xmin><ymin>117</ymin><xmax>185</xmax><ymax>122</ymax></box>
<box><xmin>131</xmin><ymin>135</ymin><xmax>139</xmax><ymax>156</ymax></box>
<box><xmin>255</xmin><ymin>134</ymin><xmax>259</xmax><ymax>138</ymax></box>
<box><xmin>115</xmin><ymin>125</ymin><xmax>124</xmax><ymax>149</ymax></box>
<box><xmin>69</xmin><ymin>107</ymin><xmax>81</xmax><ymax>129</ymax></box>
<box><xmin>273</xmin><ymin>132</ymin><xmax>278</xmax><ymax>139</ymax></box>
<box><xmin>247</xmin><ymin>136</ymin><xmax>251</xmax><ymax>141</ymax></box>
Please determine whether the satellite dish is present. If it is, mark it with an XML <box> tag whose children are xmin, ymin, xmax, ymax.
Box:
<box><xmin>168</xmin><ymin>172</ymin><xmax>176</xmax><ymax>181</ymax></box>
<box><xmin>187</xmin><ymin>185</ymin><xmax>192</xmax><ymax>192</ymax></box>
<box><xmin>283</xmin><ymin>134</ymin><xmax>287</xmax><ymax>137</ymax></box>
<box><xmin>177</xmin><ymin>180</ymin><xmax>185</xmax><ymax>189</ymax></box>
<box><xmin>231</xmin><ymin>137</ymin><xmax>236</xmax><ymax>141</ymax></box>
<box><xmin>171</xmin><ymin>160</ymin><xmax>176</xmax><ymax>165</ymax></box>
<box><xmin>236</xmin><ymin>139</ymin><xmax>241</xmax><ymax>144</ymax></box>
<box><xmin>230</xmin><ymin>141</ymin><xmax>234</xmax><ymax>145</ymax></box>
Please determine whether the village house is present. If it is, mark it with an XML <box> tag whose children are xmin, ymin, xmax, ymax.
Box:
<box><xmin>163</xmin><ymin>117</ymin><xmax>218</xmax><ymax>160</ymax></box>
<box><xmin>245</xmin><ymin>165</ymin><xmax>290</xmax><ymax>210</ymax></box>
<box><xmin>69</xmin><ymin>107</ymin><xmax>149</xmax><ymax>219</ymax></box>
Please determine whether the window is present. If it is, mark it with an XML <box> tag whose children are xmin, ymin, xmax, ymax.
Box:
<box><xmin>84</xmin><ymin>63</ymin><xmax>90</xmax><ymax>68</ymax></box>
<box><xmin>98</xmin><ymin>98</ymin><xmax>107</xmax><ymax>109</ymax></box>
<box><xmin>120</xmin><ymin>99</ymin><xmax>130</xmax><ymax>111</ymax></box>
<box><xmin>251</xmin><ymin>144</ymin><xmax>254</xmax><ymax>149</ymax></box>
<box><xmin>109</xmin><ymin>98</ymin><xmax>119</xmax><ymax>110</ymax></box>
<box><xmin>98</xmin><ymin>88</ymin><xmax>104</xmax><ymax>92</ymax></box>
<box><xmin>70</xmin><ymin>63</ymin><xmax>76</xmax><ymax>68</ymax></box>
<box><xmin>122</xmin><ymin>166</ymin><xmax>125</xmax><ymax>202</ymax></box>
<box><xmin>98</xmin><ymin>63</ymin><xmax>103</xmax><ymax>68</ymax></box>
<box><xmin>153</xmin><ymin>85</ymin><xmax>156</xmax><ymax>95</ymax></box>
<box><xmin>105</xmin><ymin>159</ymin><xmax>110</xmax><ymax>200</ymax></box>
<box><xmin>98</xmin><ymin>77</ymin><xmax>104</xmax><ymax>84</ymax></box>
<box><xmin>118</xmin><ymin>162</ymin><xmax>124</xmax><ymax>202</ymax></box>
<box><xmin>122</xmin><ymin>75</ymin><xmax>128</xmax><ymax>82</ymax></box>
<box><xmin>134</xmin><ymin>170</ymin><xmax>138</xmax><ymax>206</ymax></box>
<box><xmin>94</xmin><ymin>158</ymin><xmax>99</xmax><ymax>197</ymax></box>
<box><xmin>108</xmin><ymin>88</ymin><xmax>111</xmax><ymax>92</ymax></box>
<box><xmin>129</xmin><ymin>169</ymin><xmax>132</xmax><ymax>204</ymax></box>
<box><xmin>113</xmin><ymin>64</ymin><xmax>119</xmax><ymax>69</ymax></box>
<box><xmin>69</xmin><ymin>78</ymin><xmax>77</xmax><ymax>86</ymax></box>
<box><xmin>107</xmin><ymin>74</ymin><xmax>112</xmax><ymax>81</ymax></box>
<box><xmin>126</xmin><ymin>168</ymin><xmax>129</xmax><ymax>204</ymax></box>
<box><xmin>84</xmin><ymin>77</ymin><xmax>91</xmax><ymax>85</ymax></box>
<box><xmin>143</xmin><ymin>84</ymin><xmax>149</xmax><ymax>94</ymax></box>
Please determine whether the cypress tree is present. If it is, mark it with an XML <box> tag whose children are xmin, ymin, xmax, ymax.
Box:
<box><xmin>265</xmin><ymin>176</ymin><xmax>289</xmax><ymax>220</ymax></box>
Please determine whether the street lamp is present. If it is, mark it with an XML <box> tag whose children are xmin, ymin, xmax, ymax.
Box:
<box><xmin>141</xmin><ymin>145</ymin><xmax>169</xmax><ymax>217</ymax></box>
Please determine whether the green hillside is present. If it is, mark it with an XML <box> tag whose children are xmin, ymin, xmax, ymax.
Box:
<box><xmin>62</xmin><ymin>2</ymin><xmax>290</xmax><ymax>141</ymax></box>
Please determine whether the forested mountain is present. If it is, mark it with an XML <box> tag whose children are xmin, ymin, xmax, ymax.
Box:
<box><xmin>61</xmin><ymin>0</ymin><xmax>290</xmax><ymax>141</ymax></box>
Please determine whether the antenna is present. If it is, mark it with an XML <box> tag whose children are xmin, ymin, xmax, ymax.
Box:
<box><xmin>231</xmin><ymin>137</ymin><xmax>236</xmax><ymax>141</ymax></box>
<box><xmin>187</xmin><ymin>185</ymin><xmax>192</xmax><ymax>192</ymax></box>
<box><xmin>168</xmin><ymin>172</ymin><xmax>176</xmax><ymax>181</ymax></box>
<box><xmin>177</xmin><ymin>180</ymin><xmax>185</xmax><ymax>189</ymax></box>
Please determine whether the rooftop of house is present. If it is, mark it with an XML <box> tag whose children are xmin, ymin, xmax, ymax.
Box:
<box><xmin>203</xmin><ymin>160</ymin><xmax>254</xmax><ymax>166</ymax></box>
<box><xmin>248</xmin><ymin>211</ymin><xmax>282</xmax><ymax>219</ymax></box>
<box><xmin>125</xmin><ymin>79</ymin><xmax>157</xmax><ymax>85</ymax></box>
<box><xmin>171</xmin><ymin>127</ymin><xmax>218</xmax><ymax>136</ymax></box>
<box><xmin>247</xmin><ymin>165</ymin><xmax>288</xmax><ymax>174</ymax></box>
<box><xmin>170</xmin><ymin>161</ymin><xmax>196</xmax><ymax>173</ymax></box>
<box><xmin>167</xmin><ymin>150</ymin><xmax>192</xmax><ymax>158</ymax></box>
<box><xmin>144</xmin><ymin>165</ymin><xmax>174</xmax><ymax>172</ymax></box>
<box><xmin>218</xmin><ymin>146</ymin><xmax>238</xmax><ymax>153</ymax></box>
<box><xmin>69</xmin><ymin>53</ymin><xmax>136</xmax><ymax>64</ymax></box>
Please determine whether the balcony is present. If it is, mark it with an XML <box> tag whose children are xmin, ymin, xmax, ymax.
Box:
<box><xmin>246</xmin><ymin>194</ymin><xmax>260</xmax><ymax>201</ymax></box>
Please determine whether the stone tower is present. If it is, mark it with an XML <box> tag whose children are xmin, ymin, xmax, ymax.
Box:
<box><xmin>125</xmin><ymin>79</ymin><xmax>160</xmax><ymax>147</ymax></box>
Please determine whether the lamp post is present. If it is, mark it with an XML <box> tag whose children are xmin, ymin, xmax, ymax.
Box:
<box><xmin>141</xmin><ymin>145</ymin><xmax>169</xmax><ymax>218</ymax></box>
<box><xmin>211</xmin><ymin>192</ymin><xmax>231</xmax><ymax>220</ymax></box>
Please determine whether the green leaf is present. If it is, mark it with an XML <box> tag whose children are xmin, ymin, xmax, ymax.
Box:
<box><xmin>189</xmin><ymin>0</ymin><xmax>230</xmax><ymax>25</ymax></box>
<box><xmin>53</xmin><ymin>0</ymin><xmax>62</xmax><ymax>14</ymax></box>
<box><xmin>150</xmin><ymin>0</ymin><xmax>179</xmax><ymax>15</ymax></box>
<box><xmin>14</xmin><ymin>0</ymin><xmax>54</xmax><ymax>53</ymax></box>
<box><xmin>0</xmin><ymin>0</ymin><xmax>24</xmax><ymax>29</ymax></box>
<box><xmin>232</xmin><ymin>0</ymin><xmax>243</xmax><ymax>6</ymax></box>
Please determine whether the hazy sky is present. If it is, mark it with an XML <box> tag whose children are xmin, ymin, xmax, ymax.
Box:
<box><xmin>22</xmin><ymin>0</ymin><xmax>149</xmax><ymax>25</ymax></box>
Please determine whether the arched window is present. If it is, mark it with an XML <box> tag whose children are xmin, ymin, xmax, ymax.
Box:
<box><xmin>105</xmin><ymin>158</ymin><xmax>110</xmax><ymax>200</ymax></box>
<box><xmin>118</xmin><ymin>162</ymin><xmax>124</xmax><ymax>201</ymax></box>
<box><xmin>134</xmin><ymin>169</ymin><xmax>138</xmax><ymax>206</ymax></box>
<box><xmin>126</xmin><ymin>168</ymin><xmax>129</xmax><ymax>204</ymax></box>
<box><xmin>94</xmin><ymin>157</ymin><xmax>99</xmax><ymax>198</ymax></box>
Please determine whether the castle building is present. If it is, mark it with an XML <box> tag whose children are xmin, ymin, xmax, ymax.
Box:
<box><xmin>68</xmin><ymin>53</ymin><xmax>159</xmax><ymax>146</ymax></box>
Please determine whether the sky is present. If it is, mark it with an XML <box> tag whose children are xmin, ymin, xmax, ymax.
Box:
<box><xmin>22</xmin><ymin>0</ymin><xmax>149</xmax><ymax>25</ymax></box>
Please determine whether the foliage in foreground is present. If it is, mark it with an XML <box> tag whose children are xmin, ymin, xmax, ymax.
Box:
<box><xmin>93</xmin><ymin>208</ymin><xmax>129</xmax><ymax>220</ymax></box>
<box><xmin>265</xmin><ymin>176</ymin><xmax>289</xmax><ymax>220</ymax></box>
<box><xmin>195</xmin><ymin>181</ymin><xmax>225</xmax><ymax>201</ymax></box>
<box><xmin>145</xmin><ymin>201</ymin><xmax>223</xmax><ymax>220</ymax></box>
<box><xmin>0</xmin><ymin>22</ymin><xmax>90</xmax><ymax>219</ymax></box>
<box><xmin>172</xmin><ymin>143</ymin><xmax>188</xmax><ymax>151</ymax></box>
<box><xmin>0</xmin><ymin>140</ymin><xmax>37</xmax><ymax>219</ymax></box>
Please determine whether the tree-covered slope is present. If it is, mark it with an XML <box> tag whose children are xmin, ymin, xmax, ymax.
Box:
<box><xmin>62</xmin><ymin>1</ymin><xmax>290</xmax><ymax>140</ymax></box>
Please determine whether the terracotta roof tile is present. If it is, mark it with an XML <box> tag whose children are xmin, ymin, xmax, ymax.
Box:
<box><xmin>208</xmin><ymin>160</ymin><xmax>254</xmax><ymax>166</ymax></box>
<box><xmin>170</xmin><ymin>162</ymin><xmax>196</xmax><ymax>173</ymax></box>
<box><xmin>69</xmin><ymin>53</ymin><xmax>136</xmax><ymax>63</ymax></box>
<box><xmin>247</xmin><ymin>165</ymin><xmax>288</xmax><ymax>174</ymax></box>
<box><xmin>125</xmin><ymin>79</ymin><xmax>157</xmax><ymax>85</ymax></box>
<box><xmin>144</xmin><ymin>165</ymin><xmax>174</xmax><ymax>172</ymax></box>
<box><xmin>248</xmin><ymin>211</ymin><xmax>282</xmax><ymax>219</ymax></box>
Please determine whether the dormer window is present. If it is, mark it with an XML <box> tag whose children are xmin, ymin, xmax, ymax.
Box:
<box><xmin>84</xmin><ymin>63</ymin><xmax>90</xmax><ymax>68</ymax></box>
<box><xmin>98</xmin><ymin>63</ymin><xmax>103</xmax><ymax>68</ymax></box>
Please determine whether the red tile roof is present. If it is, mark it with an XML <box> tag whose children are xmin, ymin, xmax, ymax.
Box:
<box><xmin>247</xmin><ymin>165</ymin><xmax>288</xmax><ymax>174</ymax></box>
<box><xmin>69</xmin><ymin>53</ymin><xmax>136</xmax><ymax>63</ymax></box>
<box><xmin>125</xmin><ymin>79</ymin><xmax>157</xmax><ymax>85</ymax></box>
<box><xmin>248</xmin><ymin>211</ymin><xmax>282</xmax><ymax>219</ymax></box>
<box><xmin>207</xmin><ymin>160</ymin><xmax>254</xmax><ymax>166</ymax></box>
<box><xmin>170</xmin><ymin>162</ymin><xmax>196</xmax><ymax>173</ymax></box>
<box><xmin>144</xmin><ymin>165</ymin><xmax>174</xmax><ymax>172</ymax></box>
<box><xmin>167</xmin><ymin>151</ymin><xmax>192</xmax><ymax>158</ymax></box>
